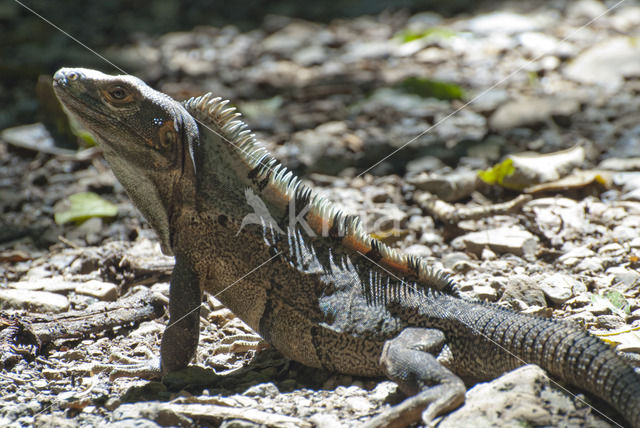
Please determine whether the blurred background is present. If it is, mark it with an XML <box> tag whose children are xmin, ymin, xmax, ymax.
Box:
<box><xmin>2</xmin><ymin>0</ymin><xmax>511</xmax><ymax>130</ymax></box>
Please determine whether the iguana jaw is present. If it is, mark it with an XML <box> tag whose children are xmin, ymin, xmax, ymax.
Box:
<box><xmin>53</xmin><ymin>68</ymin><xmax>199</xmax><ymax>255</ymax></box>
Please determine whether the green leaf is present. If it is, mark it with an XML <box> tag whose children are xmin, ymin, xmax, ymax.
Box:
<box><xmin>396</xmin><ymin>77</ymin><xmax>464</xmax><ymax>101</ymax></box>
<box><xmin>395</xmin><ymin>27</ymin><xmax>457</xmax><ymax>43</ymax></box>
<box><xmin>370</xmin><ymin>228</ymin><xmax>410</xmax><ymax>245</ymax></box>
<box><xmin>477</xmin><ymin>146</ymin><xmax>587</xmax><ymax>191</ymax></box>
<box><xmin>54</xmin><ymin>192</ymin><xmax>118</xmax><ymax>225</ymax></box>
<box><xmin>68</xmin><ymin>117</ymin><xmax>97</xmax><ymax>147</ymax></box>
<box><xmin>603</xmin><ymin>290</ymin><xmax>631</xmax><ymax>315</ymax></box>
<box><xmin>477</xmin><ymin>158</ymin><xmax>516</xmax><ymax>187</ymax></box>
<box><xmin>593</xmin><ymin>325</ymin><xmax>640</xmax><ymax>350</ymax></box>
<box><xmin>589</xmin><ymin>290</ymin><xmax>631</xmax><ymax>317</ymax></box>
<box><xmin>238</xmin><ymin>95</ymin><xmax>283</xmax><ymax>120</ymax></box>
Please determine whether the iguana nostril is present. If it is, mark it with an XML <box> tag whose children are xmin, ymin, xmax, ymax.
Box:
<box><xmin>53</xmin><ymin>70</ymin><xmax>67</xmax><ymax>85</ymax></box>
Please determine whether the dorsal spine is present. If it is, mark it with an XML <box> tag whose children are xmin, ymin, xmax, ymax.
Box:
<box><xmin>183</xmin><ymin>93</ymin><xmax>458</xmax><ymax>295</ymax></box>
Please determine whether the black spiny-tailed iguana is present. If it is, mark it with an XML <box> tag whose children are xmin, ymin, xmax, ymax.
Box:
<box><xmin>53</xmin><ymin>67</ymin><xmax>640</xmax><ymax>427</ymax></box>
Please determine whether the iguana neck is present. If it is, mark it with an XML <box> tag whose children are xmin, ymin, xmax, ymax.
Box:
<box><xmin>103</xmin><ymin>141</ymin><xmax>196</xmax><ymax>256</ymax></box>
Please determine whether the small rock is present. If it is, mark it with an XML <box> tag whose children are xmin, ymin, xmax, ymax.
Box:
<box><xmin>9</xmin><ymin>277</ymin><xmax>77</xmax><ymax>293</ymax></box>
<box><xmin>293</xmin><ymin>45</ymin><xmax>327</xmax><ymax>66</ymax></box>
<box><xmin>606</xmin><ymin>267</ymin><xmax>640</xmax><ymax>292</ymax></box>
<box><xmin>539</xmin><ymin>273</ymin><xmax>581</xmax><ymax>305</ymax></box>
<box><xmin>575</xmin><ymin>257</ymin><xmax>603</xmax><ymax>273</ymax></box>
<box><xmin>613</xmin><ymin>125</ymin><xmax>640</xmax><ymax>160</ymax></box>
<box><xmin>366</xmin><ymin>189</ymin><xmax>392</xmax><ymax>205</ymax></box>
<box><xmin>366</xmin><ymin>204</ymin><xmax>407</xmax><ymax>233</ymax></box>
<box><xmin>261</xmin><ymin>21</ymin><xmax>318</xmax><ymax>55</ymax></box>
<box><xmin>75</xmin><ymin>280</ymin><xmax>118</xmax><ymax>301</ymax></box>
<box><xmin>403</xmin><ymin>244</ymin><xmax>432</xmax><ymax>258</ymax></box>
<box><xmin>442</xmin><ymin>252</ymin><xmax>472</xmax><ymax>270</ymax></box>
<box><xmin>344</xmin><ymin>396</ymin><xmax>373</xmax><ymax>414</ymax></box>
<box><xmin>129</xmin><ymin>320</ymin><xmax>164</xmax><ymax>338</ymax></box>
<box><xmin>434</xmin><ymin>109</ymin><xmax>486</xmax><ymax>141</ymax></box>
<box><xmin>557</xmin><ymin>246</ymin><xmax>596</xmax><ymax>266</ymax></box>
<box><xmin>404</xmin><ymin>156</ymin><xmax>445</xmax><ymax>175</ymax></box>
<box><xmin>564</xmin><ymin>311</ymin><xmax>597</xmax><ymax>325</ymax></box>
<box><xmin>438</xmin><ymin>365</ymin><xmax>565</xmax><ymax>428</ymax></box>
<box><xmin>289</xmin><ymin>121</ymin><xmax>358</xmax><ymax>174</ymax></box>
<box><xmin>621</xmin><ymin>188</ymin><xmax>640</xmax><ymax>201</ymax></box>
<box><xmin>599</xmin><ymin>157</ymin><xmax>640</xmax><ymax>171</ymax></box>
<box><xmin>480</xmin><ymin>247</ymin><xmax>497</xmax><ymax>260</ymax></box>
<box><xmin>309</xmin><ymin>413</ymin><xmax>343</xmax><ymax>428</ymax></box>
<box><xmin>597</xmin><ymin>242</ymin><xmax>625</xmax><ymax>257</ymax></box>
<box><xmin>342</xmin><ymin>40</ymin><xmax>393</xmax><ymax>61</ymax></box>
<box><xmin>243</xmin><ymin>382</ymin><xmax>279</xmax><ymax>398</ymax></box>
<box><xmin>124</xmin><ymin>237</ymin><xmax>175</xmax><ymax>273</ymax></box>
<box><xmin>612</xmin><ymin>171</ymin><xmax>640</xmax><ymax>193</ymax></box>
<box><xmin>112</xmin><ymin>403</ymin><xmax>190</xmax><ymax>427</ymax></box>
<box><xmin>472</xmin><ymin>285</ymin><xmax>498</xmax><ymax>301</ymax></box>
<box><xmin>24</xmin><ymin>265</ymin><xmax>53</xmax><ymax>281</ymax></box>
<box><xmin>469</xmin><ymin>89</ymin><xmax>509</xmax><ymax>113</ymax></box>
<box><xmin>33</xmin><ymin>415</ymin><xmax>78</xmax><ymax>428</ymax></box>
<box><xmin>501</xmin><ymin>275</ymin><xmax>546</xmax><ymax>308</ymax></box>
<box><xmin>466</xmin><ymin>137</ymin><xmax>503</xmax><ymax>162</ymax></box>
<box><xmin>406</xmin><ymin>169</ymin><xmax>478</xmax><ymax>202</ymax></box>
<box><xmin>0</xmin><ymin>123</ymin><xmax>75</xmax><ymax>156</ymax></box>
<box><xmin>582</xmin><ymin>299</ymin><xmax>613</xmax><ymax>316</ymax></box>
<box><xmin>104</xmin><ymin>397</ymin><xmax>121</xmax><ymax>411</ymax></box>
<box><xmin>464</xmin><ymin>11</ymin><xmax>545</xmax><ymax>34</ymax></box>
<box><xmin>219</xmin><ymin>419</ymin><xmax>262</xmax><ymax>428</ymax></box>
<box><xmin>48</xmin><ymin>253</ymin><xmax>78</xmax><ymax>272</ymax></box>
<box><xmin>0</xmin><ymin>289</ymin><xmax>69</xmax><ymax>313</ymax></box>
<box><xmin>521</xmin><ymin>305</ymin><xmax>552</xmax><ymax>316</ymax></box>
<box><xmin>567</xmin><ymin>0</ymin><xmax>607</xmax><ymax>20</ymax></box>
<box><xmin>630</xmin><ymin>237</ymin><xmax>640</xmax><ymax>248</ymax></box>
<box><xmin>489</xmin><ymin>97</ymin><xmax>580</xmax><ymax>131</ymax></box>
<box><xmin>517</xmin><ymin>32</ymin><xmax>569</xmax><ymax>58</ymax></box>
<box><xmin>564</xmin><ymin>37</ymin><xmax>640</xmax><ymax>91</ymax></box>
<box><xmin>65</xmin><ymin>217</ymin><xmax>104</xmax><ymax>246</ymax></box>
<box><xmin>368</xmin><ymin>381</ymin><xmax>397</xmax><ymax>402</ymax></box>
<box><xmin>611</xmin><ymin>5</ymin><xmax>640</xmax><ymax>33</ymax></box>
<box><xmin>612</xmin><ymin>225</ymin><xmax>640</xmax><ymax>243</ymax></box>
<box><xmin>452</xmin><ymin>227</ymin><xmax>538</xmax><ymax>258</ymax></box>
<box><xmin>596</xmin><ymin>315</ymin><xmax>626</xmax><ymax>330</ymax></box>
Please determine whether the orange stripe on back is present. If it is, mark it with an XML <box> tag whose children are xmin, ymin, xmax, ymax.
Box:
<box><xmin>342</xmin><ymin>234</ymin><xmax>372</xmax><ymax>254</ymax></box>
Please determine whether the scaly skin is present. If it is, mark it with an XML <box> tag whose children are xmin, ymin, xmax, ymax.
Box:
<box><xmin>53</xmin><ymin>68</ymin><xmax>640</xmax><ymax>427</ymax></box>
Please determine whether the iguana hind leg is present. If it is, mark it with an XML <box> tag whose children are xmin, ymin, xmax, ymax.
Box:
<box><xmin>364</xmin><ymin>328</ymin><xmax>466</xmax><ymax>428</ymax></box>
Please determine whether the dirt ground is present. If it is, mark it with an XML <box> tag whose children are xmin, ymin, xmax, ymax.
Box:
<box><xmin>1</xmin><ymin>1</ymin><xmax>640</xmax><ymax>427</ymax></box>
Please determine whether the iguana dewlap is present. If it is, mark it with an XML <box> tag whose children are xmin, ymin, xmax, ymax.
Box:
<box><xmin>53</xmin><ymin>68</ymin><xmax>640</xmax><ymax>428</ymax></box>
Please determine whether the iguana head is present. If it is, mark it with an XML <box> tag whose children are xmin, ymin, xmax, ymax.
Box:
<box><xmin>53</xmin><ymin>67</ymin><xmax>199</xmax><ymax>255</ymax></box>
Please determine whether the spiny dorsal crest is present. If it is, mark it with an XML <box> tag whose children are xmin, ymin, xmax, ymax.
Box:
<box><xmin>183</xmin><ymin>92</ymin><xmax>458</xmax><ymax>295</ymax></box>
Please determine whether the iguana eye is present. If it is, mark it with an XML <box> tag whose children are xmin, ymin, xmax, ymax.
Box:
<box><xmin>101</xmin><ymin>85</ymin><xmax>134</xmax><ymax>105</ymax></box>
<box><xmin>109</xmin><ymin>86</ymin><xmax>127</xmax><ymax>99</ymax></box>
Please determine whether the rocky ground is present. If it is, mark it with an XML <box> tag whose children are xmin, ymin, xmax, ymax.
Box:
<box><xmin>2</xmin><ymin>0</ymin><xmax>640</xmax><ymax>427</ymax></box>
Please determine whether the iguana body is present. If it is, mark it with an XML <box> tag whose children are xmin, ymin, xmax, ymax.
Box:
<box><xmin>53</xmin><ymin>68</ymin><xmax>640</xmax><ymax>427</ymax></box>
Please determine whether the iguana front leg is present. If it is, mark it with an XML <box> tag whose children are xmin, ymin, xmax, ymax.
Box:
<box><xmin>161</xmin><ymin>256</ymin><xmax>201</xmax><ymax>373</ymax></box>
<box><xmin>364</xmin><ymin>328</ymin><xmax>466</xmax><ymax>428</ymax></box>
<box><xmin>94</xmin><ymin>257</ymin><xmax>201</xmax><ymax>379</ymax></box>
